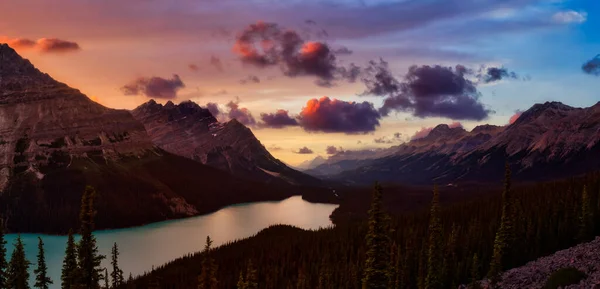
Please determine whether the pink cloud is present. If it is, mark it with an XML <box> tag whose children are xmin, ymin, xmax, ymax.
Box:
<box><xmin>411</xmin><ymin>127</ymin><xmax>434</xmax><ymax>140</ymax></box>
<box><xmin>509</xmin><ymin>110</ymin><xmax>523</xmax><ymax>124</ymax></box>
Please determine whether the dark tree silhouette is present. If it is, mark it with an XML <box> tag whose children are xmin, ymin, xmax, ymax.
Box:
<box><xmin>7</xmin><ymin>235</ymin><xmax>30</xmax><ymax>289</ymax></box>
<box><xmin>77</xmin><ymin>186</ymin><xmax>105</xmax><ymax>288</ymax></box>
<box><xmin>61</xmin><ymin>229</ymin><xmax>78</xmax><ymax>289</ymax></box>
<box><xmin>34</xmin><ymin>237</ymin><xmax>53</xmax><ymax>289</ymax></box>
<box><xmin>362</xmin><ymin>182</ymin><xmax>391</xmax><ymax>289</ymax></box>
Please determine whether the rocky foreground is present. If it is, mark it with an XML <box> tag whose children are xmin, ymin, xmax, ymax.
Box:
<box><xmin>478</xmin><ymin>237</ymin><xmax>600</xmax><ymax>288</ymax></box>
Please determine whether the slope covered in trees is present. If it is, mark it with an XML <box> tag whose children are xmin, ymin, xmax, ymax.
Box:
<box><xmin>126</xmin><ymin>170</ymin><xmax>600</xmax><ymax>288</ymax></box>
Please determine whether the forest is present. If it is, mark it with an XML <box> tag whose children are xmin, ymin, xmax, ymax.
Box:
<box><xmin>123</xmin><ymin>166</ymin><xmax>600</xmax><ymax>288</ymax></box>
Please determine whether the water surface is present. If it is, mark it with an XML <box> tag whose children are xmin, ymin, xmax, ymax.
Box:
<box><xmin>6</xmin><ymin>196</ymin><xmax>338</xmax><ymax>288</ymax></box>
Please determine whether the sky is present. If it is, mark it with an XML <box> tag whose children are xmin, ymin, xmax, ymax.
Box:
<box><xmin>1</xmin><ymin>0</ymin><xmax>599</xmax><ymax>165</ymax></box>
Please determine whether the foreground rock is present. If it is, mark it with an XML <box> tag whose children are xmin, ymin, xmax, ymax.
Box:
<box><xmin>487</xmin><ymin>237</ymin><xmax>600</xmax><ymax>288</ymax></box>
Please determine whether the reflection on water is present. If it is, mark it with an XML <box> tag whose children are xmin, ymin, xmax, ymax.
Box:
<box><xmin>6</xmin><ymin>196</ymin><xmax>338</xmax><ymax>289</ymax></box>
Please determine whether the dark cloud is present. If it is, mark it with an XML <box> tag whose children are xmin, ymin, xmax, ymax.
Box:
<box><xmin>260</xmin><ymin>110</ymin><xmax>299</xmax><ymax>128</ymax></box>
<box><xmin>297</xmin><ymin>96</ymin><xmax>381</xmax><ymax>134</ymax></box>
<box><xmin>206</xmin><ymin>102</ymin><xmax>221</xmax><ymax>117</ymax></box>
<box><xmin>210</xmin><ymin>56</ymin><xmax>224</xmax><ymax>72</ymax></box>
<box><xmin>373</xmin><ymin>132</ymin><xmax>403</xmax><ymax>144</ymax></box>
<box><xmin>226</xmin><ymin>100</ymin><xmax>256</xmax><ymax>126</ymax></box>
<box><xmin>333</xmin><ymin>47</ymin><xmax>353</xmax><ymax>55</ymax></box>
<box><xmin>36</xmin><ymin>38</ymin><xmax>81</xmax><ymax>53</ymax></box>
<box><xmin>188</xmin><ymin>64</ymin><xmax>200</xmax><ymax>72</ymax></box>
<box><xmin>477</xmin><ymin>66</ymin><xmax>519</xmax><ymax>83</ymax></box>
<box><xmin>362</xmin><ymin>60</ymin><xmax>491</xmax><ymax>121</ymax></box>
<box><xmin>582</xmin><ymin>54</ymin><xmax>600</xmax><ymax>76</ymax></box>
<box><xmin>239</xmin><ymin>75</ymin><xmax>261</xmax><ymax>84</ymax></box>
<box><xmin>2</xmin><ymin>37</ymin><xmax>81</xmax><ymax>53</ymax></box>
<box><xmin>296</xmin><ymin>146</ymin><xmax>314</xmax><ymax>154</ymax></box>
<box><xmin>326</xmin><ymin>146</ymin><xmax>343</xmax><ymax>155</ymax></box>
<box><xmin>305</xmin><ymin>20</ymin><xmax>317</xmax><ymax>25</ymax></box>
<box><xmin>232</xmin><ymin>21</ymin><xmax>358</xmax><ymax>87</ymax></box>
<box><xmin>121</xmin><ymin>74</ymin><xmax>185</xmax><ymax>99</ymax></box>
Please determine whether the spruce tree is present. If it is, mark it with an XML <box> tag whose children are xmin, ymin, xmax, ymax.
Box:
<box><xmin>111</xmin><ymin>243</ymin><xmax>124</xmax><ymax>288</ymax></box>
<box><xmin>61</xmin><ymin>229</ymin><xmax>78</xmax><ymax>289</ymax></box>
<box><xmin>426</xmin><ymin>185</ymin><xmax>443</xmax><ymax>289</ymax></box>
<box><xmin>488</xmin><ymin>163</ymin><xmax>514</xmax><ymax>288</ymax></box>
<box><xmin>104</xmin><ymin>268</ymin><xmax>109</xmax><ymax>289</ymax></box>
<box><xmin>470</xmin><ymin>254</ymin><xmax>481</xmax><ymax>289</ymax></box>
<box><xmin>578</xmin><ymin>185</ymin><xmax>594</xmax><ymax>241</ymax></box>
<box><xmin>362</xmin><ymin>182</ymin><xmax>390</xmax><ymax>289</ymax></box>
<box><xmin>7</xmin><ymin>235</ymin><xmax>30</xmax><ymax>289</ymax></box>
<box><xmin>236</xmin><ymin>271</ymin><xmax>245</xmax><ymax>289</ymax></box>
<box><xmin>77</xmin><ymin>186</ymin><xmax>105</xmax><ymax>288</ymax></box>
<box><xmin>34</xmin><ymin>237</ymin><xmax>52</xmax><ymax>289</ymax></box>
<box><xmin>0</xmin><ymin>217</ymin><xmax>8</xmax><ymax>289</ymax></box>
<box><xmin>244</xmin><ymin>260</ymin><xmax>257</xmax><ymax>289</ymax></box>
<box><xmin>198</xmin><ymin>236</ymin><xmax>218</xmax><ymax>289</ymax></box>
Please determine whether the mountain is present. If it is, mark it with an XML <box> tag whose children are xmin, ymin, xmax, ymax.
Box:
<box><xmin>0</xmin><ymin>44</ymin><xmax>295</xmax><ymax>233</ymax></box>
<box><xmin>310</xmin><ymin>101</ymin><xmax>600</xmax><ymax>185</ymax></box>
<box><xmin>296</xmin><ymin>156</ymin><xmax>327</xmax><ymax>170</ymax></box>
<box><xmin>131</xmin><ymin>100</ymin><xmax>321</xmax><ymax>185</ymax></box>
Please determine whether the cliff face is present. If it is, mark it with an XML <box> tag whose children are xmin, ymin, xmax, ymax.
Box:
<box><xmin>0</xmin><ymin>44</ymin><xmax>292</xmax><ymax>233</ymax></box>
<box><xmin>132</xmin><ymin>100</ymin><xmax>322</xmax><ymax>186</ymax></box>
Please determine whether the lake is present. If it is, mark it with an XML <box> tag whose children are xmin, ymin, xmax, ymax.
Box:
<box><xmin>5</xmin><ymin>196</ymin><xmax>338</xmax><ymax>288</ymax></box>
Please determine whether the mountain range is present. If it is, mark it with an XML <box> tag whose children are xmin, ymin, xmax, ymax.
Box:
<box><xmin>0</xmin><ymin>43</ymin><xmax>315</xmax><ymax>233</ymax></box>
<box><xmin>306</xmin><ymin>101</ymin><xmax>600</xmax><ymax>185</ymax></box>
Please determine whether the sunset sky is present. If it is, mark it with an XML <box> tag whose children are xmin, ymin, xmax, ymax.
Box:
<box><xmin>1</xmin><ymin>0</ymin><xmax>599</xmax><ymax>165</ymax></box>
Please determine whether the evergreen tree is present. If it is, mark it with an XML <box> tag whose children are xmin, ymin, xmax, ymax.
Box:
<box><xmin>296</xmin><ymin>267</ymin><xmax>306</xmax><ymax>289</ymax></box>
<box><xmin>77</xmin><ymin>186</ymin><xmax>105</xmax><ymax>288</ymax></box>
<box><xmin>488</xmin><ymin>163</ymin><xmax>514</xmax><ymax>287</ymax></box>
<box><xmin>34</xmin><ymin>237</ymin><xmax>52</xmax><ymax>289</ymax></box>
<box><xmin>244</xmin><ymin>260</ymin><xmax>257</xmax><ymax>289</ymax></box>
<box><xmin>236</xmin><ymin>271</ymin><xmax>245</xmax><ymax>289</ymax></box>
<box><xmin>7</xmin><ymin>235</ymin><xmax>30</xmax><ymax>289</ymax></box>
<box><xmin>110</xmin><ymin>243</ymin><xmax>124</xmax><ymax>288</ymax></box>
<box><xmin>470</xmin><ymin>254</ymin><xmax>481</xmax><ymax>289</ymax></box>
<box><xmin>104</xmin><ymin>268</ymin><xmax>109</xmax><ymax>289</ymax></box>
<box><xmin>198</xmin><ymin>236</ymin><xmax>218</xmax><ymax>289</ymax></box>
<box><xmin>578</xmin><ymin>185</ymin><xmax>594</xmax><ymax>241</ymax></box>
<box><xmin>61</xmin><ymin>229</ymin><xmax>78</xmax><ymax>289</ymax></box>
<box><xmin>0</xmin><ymin>218</ymin><xmax>8</xmax><ymax>289</ymax></box>
<box><xmin>426</xmin><ymin>185</ymin><xmax>443</xmax><ymax>289</ymax></box>
<box><xmin>362</xmin><ymin>182</ymin><xmax>390</xmax><ymax>289</ymax></box>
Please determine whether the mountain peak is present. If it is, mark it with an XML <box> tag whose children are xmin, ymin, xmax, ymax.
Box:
<box><xmin>425</xmin><ymin>123</ymin><xmax>466</xmax><ymax>140</ymax></box>
<box><xmin>515</xmin><ymin>101</ymin><xmax>576</xmax><ymax>125</ymax></box>
<box><xmin>0</xmin><ymin>44</ymin><xmax>62</xmax><ymax>92</ymax></box>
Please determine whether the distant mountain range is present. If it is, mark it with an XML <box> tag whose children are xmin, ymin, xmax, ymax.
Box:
<box><xmin>0</xmin><ymin>44</ymin><xmax>317</xmax><ymax>233</ymax></box>
<box><xmin>305</xmin><ymin>101</ymin><xmax>600</xmax><ymax>185</ymax></box>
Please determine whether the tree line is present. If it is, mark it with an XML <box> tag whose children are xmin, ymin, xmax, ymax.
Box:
<box><xmin>0</xmin><ymin>186</ymin><xmax>125</xmax><ymax>289</ymax></box>
<box><xmin>126</xmin><ymin>167</ymin><xmax>600</xmax><ymax>288</ymax></box>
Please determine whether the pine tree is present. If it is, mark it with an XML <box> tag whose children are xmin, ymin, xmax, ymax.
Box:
<box><xmin>488</xmin><ymin>163</ymin><xmax>514</xmax><ymax>287</ymax></box>
<box><xmin>111</xmin><ymin>243</ymin><xmax>124</xmax><ymax>288</ymax></box>
<box><xmin>237</xmin><ymin>271</ymin><xmax>246</xmax><ymax>289</ymax></box>
<box><xmin>470</xmin><ymin>254</ymin><xmax>481</xmax><ymax>289</ymax></box>
<box><xmin>245</xmin><ymin>260</ymin><xmax>257</xmax><ymax>289</ymax></box>
<box><xmin>34</xmin><ymin>237</ymin><xmax>52</xmax><ymax>289</ymax></box>
<box><xmin>103</xmin><ymin>268</ymin><xmax>109</xmax><ymax>289</ymax></box>
<box><xmin>61</xmin><ymin>229</ymin><xmax>78</xmax><ymax>289</ymax></box>
<box><xmin>578</xmin><ymin>185</ymin><xmax>594</xmax><ymax>241</ymax></box>
<box><xmin>7</xmin><ymin>235</ymin><xmax>30</xmax><ymax>289</ymax></box>
<box><xmin>362</xmin><ymin>182</ymin><xmax>390</xmax><ymax>289</ymax></box>
<box><xmin>198</xmin><ymin>236</ymin><xmax>218</xmax><ymax>289</ymax></box>
<box><xmin>0</xmin><ymin>217</ymin><xmax>8</xmax><ymax>289</ymax></box>
<box><xmin>77</xmin><ymin>186</ymin><xmax>105</xmax><ymax>289</ymax></box>
<box><xmin>426</xmin><ymin>185</ymin><xmax>443</xmax><ymax>289</ymax></box>
<box><xmin>296</xmin><ymin>267</ymin><xmax>306</xmax><ymax>289</ymax></box>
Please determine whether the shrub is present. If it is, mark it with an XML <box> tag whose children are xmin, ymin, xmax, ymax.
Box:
<box><xmin>543</xmin><ymin>267</ymin><xmax>587</xmax><ymax>289</ymax></box>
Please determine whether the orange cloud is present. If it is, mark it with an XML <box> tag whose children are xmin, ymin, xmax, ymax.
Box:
<box><xmin>1</xmin><ymin>36</ymin><xmax>81</xmax><ymax>53</ymax></box>
<box><xmin>448</xmin><ymin>121</ymin><xmax>463</xmax><ymax>128</ymax></box>
<box><xmin>509</xmin><ymin>110</ymin><xmax>523</xmax><ymax>124</ymax></box>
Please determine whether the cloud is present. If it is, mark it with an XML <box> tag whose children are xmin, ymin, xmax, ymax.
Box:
<box><xmin>260</xmin><ymin>109</ymin><xmax>299</xmax><ymax>128</ymax></box>
<box><xmin>210</xmin><ymin>56</ymin><xmax>224</xmax><ymax>72</ymax></box>
<box><xmin>211</xmin><ymin>89</ymin><xmax>228</xmax><ymax>96</ymax></box>
<box><xmin>295</xmin><ymin>146</ymin><xmax>314</xmax><ymax>154</ymax></box>
<box><xmin>225</xmin><ymin>99</ymin><xmax>256</xmax><ymax>126</ymax></box>
<box><xmin>297</xmin><ymin>96</ymin><xmax>381</xmax><ymax>134</ymax></box>
<box><xmin>232</xmin><ymin>21</ymin><xmax>359</xmax><ymax>87</ymax></box>
<box><xmin>1</xmin><ymin>37</ymin><xmax>81</xmax><ymax>53</ymax></box>
<box><xmin>362</xmin><ymin>59</ymin><xmax>491</xmax><ymax>121</ymax></box>
<box><xmin>239</xmin><ymin>75</ymin><xmax>261</xmax><ymax>84</ymax></box>
<box><xmin>477</xmin><ymin>66</ymin><xmax>519</xmax><ymax>83</ymax></box>
<box><xmin>508</xmin><ymin>110</ymin><xmax>523</xmax><ymax>125</ymax></box>
<box><xmin>411</xmin><ymin>127</ymin><xmax>434</xmax><ymax>140</ymax></box>
<box><xmin>268</xmin><ymin>145</ymin><xmax>283</xmax><ymax>151</ymax></box>
<box><xmin>121</xmin><ymin>74</ymin><xmax>185</xmax><ymax>99</ymax></box>
<box><xmin>373</xmin><ymin>132</ymin><xmax>404</xmax><ymax>144</ymax></box>
<box><xmin>333</xmin><ymin>47</ymin><xmax>353</xmax><ymax>55</ymax></box>
<box><xmin>326</xmin><ymin>146</ymin><xmax>343</xmax><ymax>155</ymax></box>
<box><xmin>552</xmin><ymin>10</ymin><xmax>587</xmax><ymax>24</ymax></box>
<box><xmin>582</xmin><ymin>55</ymin><xmax>600</xmax><ymax>76</ymax></box>
<box><xmin>206</xmin><ymin>102</ymin><xmax>221</xmax><ymax>117</ymax></box>
<box><xmin>188</xmin><ymin>64</ymin><xmax>199</xmax><ymax>72</ymax></box>
<box><xmin>448</xmin><ymin>121</ymin><xmax>463</xmax><ymax>128</ymax></box>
